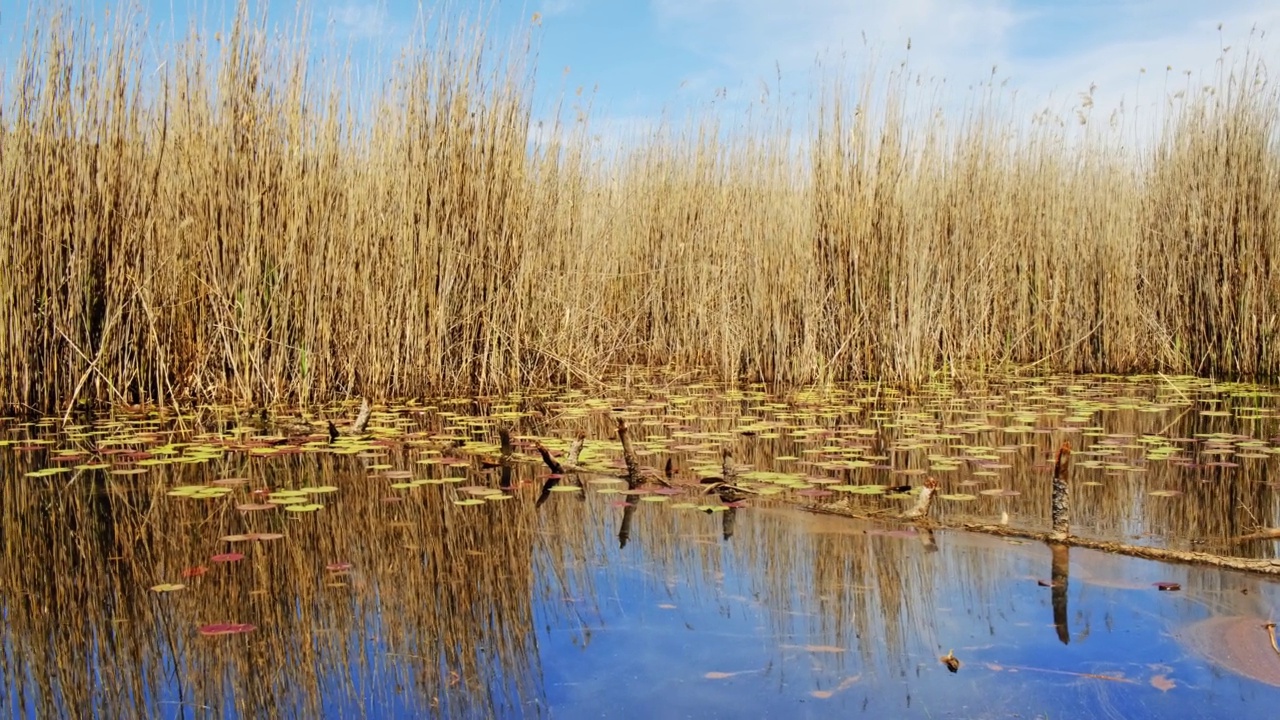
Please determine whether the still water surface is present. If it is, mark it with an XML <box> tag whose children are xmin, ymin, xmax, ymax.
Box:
<box><xmin>3</xmin><ymin>376</ymin><xmax>1280</xmax><ymax>717</ymax></box>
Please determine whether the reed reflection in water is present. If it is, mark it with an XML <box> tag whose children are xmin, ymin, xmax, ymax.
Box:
<box><xmin>2</xmin><ymin>376</ymin><xmax>1280</xmax><ymax>717</ymax></box>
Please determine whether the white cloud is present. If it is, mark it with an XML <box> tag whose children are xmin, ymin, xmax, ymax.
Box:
<box><xmin>648</xmin><ymin>0</ymin><xmax>1280</xmax><ymax>134</ymax></box>
<box><xmin>652</xmin><ymin>0</ymin><xmax>1016</xmax><ymax>86</ymax></box>
<box><xmin>540</xmin><ymin>0</ymin><xmax>581</xmax><ymax>17</ymax></box>
<box><xmin>1012</xmin><ymin>7</ymin><xmax>1280</xmax><ymax>120</ymax></box>
<box><xmin>328</xmin><ymin>2</ymin><xmax>393</xmax><ymax>40</ymax></box>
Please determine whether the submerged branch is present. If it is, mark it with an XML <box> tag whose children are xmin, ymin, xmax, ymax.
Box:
<box><xmin>807</xmin><ymin>503</ymin><xmax>1280</xmax><ymax>576</ymax></box>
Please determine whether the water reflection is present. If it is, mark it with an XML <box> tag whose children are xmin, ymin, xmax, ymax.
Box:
<box><xmin>1</xmin><ymin>376</ymin><xmax>1280</xmax><ymax>717</ymax></box>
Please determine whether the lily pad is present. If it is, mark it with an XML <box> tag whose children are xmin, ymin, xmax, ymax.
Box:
<box><xmin>198</xmin><ymin>623</ymin><xmax>255</xmax><ymax>636</ymax></box>
<box><xmin>150</xmin><ymin>583</ymin><xmax>186</xmax><ymax>592</ymax></box>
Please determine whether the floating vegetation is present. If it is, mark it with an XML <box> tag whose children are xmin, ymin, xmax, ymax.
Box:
<box><xmin>150</xmin><ymin>583</ymin><xmax>185</xmax><ymax>593</ymax></box>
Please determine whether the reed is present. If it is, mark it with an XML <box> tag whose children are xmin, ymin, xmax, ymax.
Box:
<box><xmin>2</xmin><ymin>4</ymin><xmax>1278</xmax><ymax>412</ymax></box>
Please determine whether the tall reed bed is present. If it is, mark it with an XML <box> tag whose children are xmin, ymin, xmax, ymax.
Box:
<box><xmin>1</xmin><ymin>5</ymin><xmax>1277</xmax><ymax>411</ymax></box>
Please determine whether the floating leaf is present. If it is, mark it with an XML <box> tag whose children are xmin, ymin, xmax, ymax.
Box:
<box><xmin>268</xmin><ymin>496</ymin><xmax>307</xmax><ymax>505</ymax></box>
<box><xmin>326</xmin><ymin>562</ymin><xmax>353</xmax><ymax>572</ymax></box>
<box><xmin>25</xmin><ymin>467</ymin><xmax>71</xmax><ymax>478</ymax></box>
<box><xmin>284</xmin><ymin>504</ymin><xmax>323</xmax><ymax>513</ymax></box>
<box><xmin>182</xmin><ymin>566</ymin><xmax>208</xmax><ymax>578</ymax></box>
<box><xmin>150</xmin><ymin>583</ymin><xmax>186</xmax><ymax>593</ymax></box>
<box><xmin>940</xmin><ymin>494</ymin><xmax>977</xmax><ymax>501</ymax></box>
<box><xmin>211</xmin><ymin>553</ymin><xmax>245</xmax><ymax>563</ymax></box>
<box><xmin>236</xmin><ymin>503</ymin><xmax>276</xmax><ymax>512</ymax></box>
<box><xmin>167</xmin><ymin>485</ymin><xmax>210</xmax><ymax>497</ymax></box>
<box><xmin>453</xmin><ymin>499</ymin><xmax>485</xmax><ymax>506</ymax></box>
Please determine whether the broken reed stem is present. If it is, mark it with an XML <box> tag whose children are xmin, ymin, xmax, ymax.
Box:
<box><xmin>616</xmin><ymin>419</ymin><xmax>642</xmax><ymax>489</ymax></box>
<box><xmin>534</xmin><ymin>442</ymin><xmax>564</xmax><ymax>475</ymax></box>
<box><xmin>564</xmin><ymin>430</ymin><xmax>585</xmax><ymax>472</ymax></box>
<box><xmin>350</xmin><ymin>398</ymin><xmax>371</xmax><ymax>435</ymax></box>
<box><xmin>901</xmin><ymin>476</ymin><xmax>939</xmax><ymax>520</ymax></box>
<box><xmin>721</xmin><ymin>449</ymin><xmax>737</xmax><ymax>484</ymax></box>
<box><xmin>1051</xmin><ymin>441</ymin><xmax>1072</xmax><ymax>540</ymax></box>
<box><xmin>498</xmin><ymin>425</ymin><xmax>514</xmax><ymax>462</ymax></box>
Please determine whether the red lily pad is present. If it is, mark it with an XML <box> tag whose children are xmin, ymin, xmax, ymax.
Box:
<box><xmin>326</xmin><ymin>562</ymin><xmax>353</xmax><ymax>572</ymax></box>
<box><xmin>198</xmin><ymin>623</ymin><xmax>255</xmax><ymax>636</ymax></box>
<box><xmin>182</xmin><ymin>566</ymin><xmax>209</xmax><ymax>578</ymax></box>
<box><xmin>211</xmin><ymin>553</ymin><xmax>245</xmax><ymax>563</ymax></box>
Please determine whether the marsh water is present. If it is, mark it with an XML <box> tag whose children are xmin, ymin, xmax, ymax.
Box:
<box><xmin>4</xmin><ymin>375</ymin><xmax>1280</xmax><ymax>718</ymax></box>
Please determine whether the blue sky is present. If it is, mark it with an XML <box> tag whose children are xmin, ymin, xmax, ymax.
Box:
<box><xmin>3</xmin><ymin>0</ymin><xmax>1279</xmax><ymax>140</ymax></box>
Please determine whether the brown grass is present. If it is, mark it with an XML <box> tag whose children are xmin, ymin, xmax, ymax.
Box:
<box><xmin>2</xmin><ymin>4</ymin><xmax>1278</xmax><ymax>412</ymax></box>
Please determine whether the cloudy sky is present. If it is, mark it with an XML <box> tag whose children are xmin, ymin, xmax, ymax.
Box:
<box><xmin>4</xmin><ymin>0</ymin><xmax>1278</xmax><ymax>137</ymax></box>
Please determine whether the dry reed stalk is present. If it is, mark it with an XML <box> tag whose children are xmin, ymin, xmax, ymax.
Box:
<box><xmin>2</xmin><ymin>6</ymin><xmax>1278</xmax><ymax>412</ymax></box>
